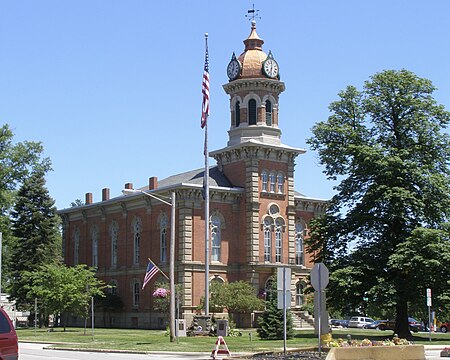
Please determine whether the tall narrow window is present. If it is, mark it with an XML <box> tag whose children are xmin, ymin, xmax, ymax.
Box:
<box><xmin>110</xmin><ymin>221</ymin><xmax>118</xmax><ymax>268</ymax></box>
<box><xmin>92</xmin><ymin>226</ymin><xmax>98</xmax><ymax>268</ymax></box>
<box><xmin>265</xmin><ymin>100</ymin><xmax>272</xmax><ymax>126</ymax></box>
<box><xmin>261</xmin><ymin>171</ymin><xmax>268</xmax><ymax>192</ymax></box>
<box><xmin>109</xmin><ymin>280</ymin><xmax>118</xmax><ymax>295</ymax></box>
<box><xmin>133</xmin><ymin>281</ymin><xmax>140</xmax><ymax>306</ymax></box>
<box><xmin>277</xmin><ymin>173</ymin><xmax>284</xmax><ymax>194</ymax></box>
<box><xmin>296</xmin><ymin>282</ymin><xmax>305</xmax><ymax>306</ymax></box>
<box><xmin>235</xmin><ymin>101</ymin><xmax>241</xmax><ymax>127</ymax></box>
<box><xmin>248</xmin><ymin>99</ymin><xmax>257</xmax><ymax>125</ymax></box>
<box><xmin>133</xmin><ymin>218</ymin><xmax>141</xmax><ymax>265</ymax></box>
<box><xmin>269</xmin><ymin>172</ymin><xmax>276</xmax><ymax>192</ymax></box>
<box><xmin>265</xmin><ymin>278</ymin><xmax>274</xmax><ymax>300</ymax></box>
<box><xmin>275</xmin><ymin>218</ymin><xmax>283</xmax><ymax>263</ymax></box>
<box><xmin>295</xmin><ymin>223</ymin><xmax>304</xmax><ymax>265</ymax></box>
<box><xmin>73</xmin><ymin>228</ymin><xmax>80</xmax><ymax>266</ymax></box>
<box><xmin>264</xmin><ymin>218</ymin><xmax>272</xmax><ymax>262</ymax></box>
<box><xmin>160</xmin><ymin>215</ymin><xmax>168</xmax><ymax>263</ymax></box>
<box><xmin>211</xmin><ymin>216</ymin><xmax>221</xmax><ymax>262</ymax></box>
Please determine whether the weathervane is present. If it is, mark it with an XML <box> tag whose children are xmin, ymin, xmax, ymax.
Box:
<box><xmin>245</xmin><ymin>4</ymin><xmax>261</xmax><ymax>21</ymax></box>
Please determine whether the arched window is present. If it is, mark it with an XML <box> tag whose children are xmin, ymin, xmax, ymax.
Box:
<box><xmin>296</xmin><ymin>282</ymin><xmax>305</xmax><ymax>306</ymax></box>
<box><xmin>133</xmin><ymin>218</ymin><xmax>142</xmax><ymax>265</ymax></box>
<box><xmin>265</xmin><ymin>100</ymin><xmax>272</xmax><ymax>126</ymax></box>
<box><xmin>248</xmin><ymin>99</ymin><xmax>257</xmax><ymax>125</ymax></box>
<box><xmin>261</xmin><ymin>171</ymin><xmax>268</xmax><ymax>192</ymax></box>
<box><xmin>73</xmin><ymin>227</ymin><xmax>80</xmax><ymax>265</ymax></box>
<box><xmin>235</xmin><ymin>101</ymin><xmax>241</xmax><ymax>127</ymax></box>
<box><xmin>277</xmin><ymin>173</ymin><xmax>285</xmax><ymax>194</ymax></box>
<box><xmin>133</xmin><ymin>280</ymin><xmax>140</xmax><ymax>306</ymax></box>
<box><xmin>91</xmin><ymin>226</ymin><xmax>98</xmax><ymax>268</ymax></box>
<box><xmin>211</xmin><ymin>215</ymin><xmax>221</xmax><ymax>262</ymax></box>
<box><xmin>160</xmin><ymin>214</ymin><xmax>168</xmax><ymax>263</ymax></box>
<box><xmin>295</xmin><ymin>222</ymin><xmax>305</xmax><ymax>266</ymax></box>
<box><xmin>275</xmin><ymin>218</ymin><xmax>283</xmax><ymax>263</ymax></box>
<box><xmin>109</xmin><ymin>280</ymin><xmax>118</xmax><ymax>295</ymax></box>
<box><xmin>265</xmin><ymin>277</ymin><xmax>275</xmax><ymax>300</ymax></box>
<box><xmin>264</xmin><ymin>218</ymin><xmax>273</xmax><ymax>262</ymax></box>
<box><xmin>110</xmin><ymin>221</ymin><xmax>118</xmax><ymax>268</ymax></box>
<box><xmin>269</xmin><ymin>172</ymin><xmax>276</xmax><ymax>192</ymax></box>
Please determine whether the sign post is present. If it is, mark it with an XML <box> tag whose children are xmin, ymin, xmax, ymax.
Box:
<box><xmin>277</xmin><ymin>267</ymin><xmax>291</xmax><ymax>355</ymax></box>
<box><xmin>310</xmin><ymin>263</ymin><xmax>329</xmax><ymax>356</ymax></box>
<box><xmin>426</xmin><ymin>288</ymin><xmax>432</xmax><ymax>341</ymax></box>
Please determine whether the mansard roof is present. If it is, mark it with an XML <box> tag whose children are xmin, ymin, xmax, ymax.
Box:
<box><xmin>144</xmin><ymin>166</ymin><xmax>235</xmax><ymax>190</ymax></box>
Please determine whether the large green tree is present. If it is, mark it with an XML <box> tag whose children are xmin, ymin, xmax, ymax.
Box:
<box><xmin>0</xmin><ymin>124</ymin><xmax>51</xmax><ymax>289</ymax></box>
<box><xmin>8</xmin><ymin>170</ymin><xmax>61</xmax><ymax>308</ymax></box>
<box><xmin>24</xmin><ymin>264</ymin><xmax>106</xmax><ymax>330</ymax></box>
<box><xmin>307</xmin><ymin>69</ymin><xmax>450</xmax><ymax>338</ymax></box>
<box><xmin>209</xmin><ymin>281</ymin><xmax>264</xmax><ymax>315</ymax></box>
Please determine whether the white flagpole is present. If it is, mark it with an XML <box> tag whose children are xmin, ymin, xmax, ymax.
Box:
<box><xmin>204</xmin><ymin>121</ymin><xmax>210</xmax><ymax>316</ymax></box>
<box><xmin>203</xmin><ymin>33</ymin><xmax>210</xmax><ymax>316</ymax></box>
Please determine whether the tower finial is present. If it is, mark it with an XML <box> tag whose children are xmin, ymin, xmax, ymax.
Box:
<box><xmin>245</xmin><ymin>4</ymin><xmax>261</xmax><ymax>22</ymax></box>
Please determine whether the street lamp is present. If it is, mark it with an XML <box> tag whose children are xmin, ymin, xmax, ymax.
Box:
<box><xmin>122</xmin><ymin>188</ymin><xmax>176</xmax><ymax>343</ymax></box>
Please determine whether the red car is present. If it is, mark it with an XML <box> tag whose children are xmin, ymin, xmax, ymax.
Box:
<box><xmin>0</xmin><ymin>307</ymin><xmax>18</xmax><ymax>360</ymax></box>
<box><xmin>441</xmin><ymin>321</ymin><xmax>450</xmax><ymax>333</ymax></box>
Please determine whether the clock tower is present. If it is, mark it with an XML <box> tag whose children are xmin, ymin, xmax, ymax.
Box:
<box><xmin>211</xmin><ymin>20</ymin><xmax>306</xmax><ymax>291</ymax></box>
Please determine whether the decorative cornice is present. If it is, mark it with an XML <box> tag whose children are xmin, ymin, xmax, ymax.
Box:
<box><xmin>213</xmin><ymin>143</ymin><xmax>303</xmax><ymax>166</ymax></box>
<box><xmin>295</xmin><ymin>198</ymin><xmax>328</xmax><ymax>214</ymax></box>
<box><xmin>223</xmin><ymin>78</ymin><xmax>285</xmax><ymax>95</ymax></box>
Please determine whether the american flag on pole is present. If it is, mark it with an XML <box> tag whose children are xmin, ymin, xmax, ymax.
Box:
<box><xmin>201</xmin><ymin>34</ymin><xmax>210</xmax><ymax>128</ymax></box>
<box><xmin>142</xmin><ymin>259</ymin><xmax>160</xmax><ymax>290</ymax></box>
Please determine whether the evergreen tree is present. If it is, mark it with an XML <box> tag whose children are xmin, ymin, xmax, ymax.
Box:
<box><xmin>257</xmin><ymin>279</ymin><xmax>294</xmax><ymax>340</ymax></box>
<box><xmin>0</xmin><ymin>124</ymin><xmax>51</xmax><ymax>292</ymax></box>
<box><xmin>9</xmin><ymin>171</ymin><xmax>61</xmax><ymax>308</ymax></box>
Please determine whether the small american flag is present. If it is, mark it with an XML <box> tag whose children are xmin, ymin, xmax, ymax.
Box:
<box><xmin>201</xmin><ymin>34</ymin><xmax>210</xmax><ymax>128</ymax></box>
<box><xmin>142</xmin><ymin>259</ymin><xmax>160</xmax><ymax>290</ymax></box>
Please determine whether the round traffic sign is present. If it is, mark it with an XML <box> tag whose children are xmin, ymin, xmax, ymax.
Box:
<box><xmin>310</xmin><ymin>263</ymin><xmax>329</xmax><ymax>291</ymax></box>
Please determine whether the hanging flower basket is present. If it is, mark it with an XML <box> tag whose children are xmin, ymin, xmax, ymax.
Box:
<box><xmin>152</xmin><ymin>288</ymin><xmax>170</xmax><ymax>298</ymax></box>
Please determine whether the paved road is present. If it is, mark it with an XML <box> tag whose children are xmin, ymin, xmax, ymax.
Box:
<box><xmin>19</xmin><ymin>342</ymin><xmax>449</xmax><ymax>360</ymax></box>
<box><xmin>19</xmin><ymin>343</ymin><xmax>212</xmax><ymax>360</ymax></box>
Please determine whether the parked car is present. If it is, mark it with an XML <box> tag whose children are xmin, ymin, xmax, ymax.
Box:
<box><xmin>340</xmin><ymin>319</ymin><xmax>350</xmax><ymax>328</ymax></box>
<box><xmin>378</xmin><ymin>317</ymin><xmax>425</xmax><ymax>332</ymax></box>
<box><xmin>363</xmin><ymin>319</ymin><xmax>387</xmax><ymax>329</ymax></box>
<box><xmin>440</xmin><ymin>321</ymin><xmax>450</xmax><ymax>333</ymax></box>
<box><xmin>348</xmin><ymin>316</ymin><xmax>375</xmax><ymax>328</ymax></box>
<box><xmin>0</xmin><ymin>307</ymin><xmax>18</xmax><ymax>360</ymax></box>
<box><xmin>330</xmin><ymin>319</ymin><xmax>349</xmax><ymax>328</ymax></box>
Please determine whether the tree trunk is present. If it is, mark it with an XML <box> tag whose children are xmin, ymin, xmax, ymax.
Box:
<box><xmin>394</xmin><ymin>297</ymin><xmax>411</xmax><ymax>339</ymax></box>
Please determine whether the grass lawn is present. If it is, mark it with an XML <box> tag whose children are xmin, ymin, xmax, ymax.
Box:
<box><xmin>17</xmin><ymin>327</ymin><xmax>450</xmax><ymax>353</ymax></box>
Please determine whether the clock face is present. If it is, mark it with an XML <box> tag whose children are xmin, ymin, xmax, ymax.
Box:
<box><xmin>263</xmin><ymin>59</ymin><xmax>279</xmax><ymax>78</ymax></box>
<box><xmin>227</xmin><ymin>59</ymin><xmax>241</xmax><ymax>80</ymax></box>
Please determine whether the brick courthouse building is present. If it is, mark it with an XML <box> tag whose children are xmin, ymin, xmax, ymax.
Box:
<box><xmin>59</xmin><ymin>21</ymin><xmax>326</xmax><ymax>329</ymax></box>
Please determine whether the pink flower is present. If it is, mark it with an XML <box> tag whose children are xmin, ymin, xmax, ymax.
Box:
<box><xmin>153</xmin><ymin>288</ymin><xmax>170</xmax><ymax>298</ymax></box>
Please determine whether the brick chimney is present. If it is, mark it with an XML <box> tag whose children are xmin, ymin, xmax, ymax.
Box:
<box><xmin>124</xmin><ymin>183</ymin><xmax>133</xmax><ymax>190</ymax></box>
<box><xmin>102</xmin><ymin>188</ymin><xmax>110</xmax><ymax>201</ymax></box>
<box><xmin>85</xmin><ymin>192</ymin><xmax>93</xmax><ymax>205</ymax></box>
<box><xmin>149</xmin><ymin>177</ymin><xmax>158</xmax><ymax>190</ymax></box>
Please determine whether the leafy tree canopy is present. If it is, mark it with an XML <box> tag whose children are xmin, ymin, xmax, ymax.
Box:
<box><xmin>209</xmin><ymin>280</ymin><xmax>264</xmax><ymax>314</ymax></box>
<box><xmin>24</xmin><ymin>263</ymin><xmax>106</xmax><ymax>330</ymax></box>
<box><xmin>307</xmin><ymin>69</ymin><xmax>450</xmax><ymax>338</ymax></box>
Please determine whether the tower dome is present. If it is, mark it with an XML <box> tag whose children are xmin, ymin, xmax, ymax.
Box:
<box><xmin>237</xmin><ymin>20</ymin><xmax>267</xmax><ymax>79</ymax></box>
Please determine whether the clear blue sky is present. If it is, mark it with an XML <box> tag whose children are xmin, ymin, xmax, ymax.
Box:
<box><xmin>2</xmin><ymin>1</ymin><xmax>450</xmax><ymax>209</ymax></box>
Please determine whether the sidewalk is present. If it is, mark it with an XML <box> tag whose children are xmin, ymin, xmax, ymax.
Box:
<box><xmin>425</xmin><ymin>344</ymin><xmax>449</xmax><ymax>360</ymax></box>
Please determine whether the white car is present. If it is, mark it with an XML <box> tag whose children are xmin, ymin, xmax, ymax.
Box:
<box><xmin>348</xmin><ymin>316</ymin><xmax>375</xmax><ymax>328</ymax></box>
